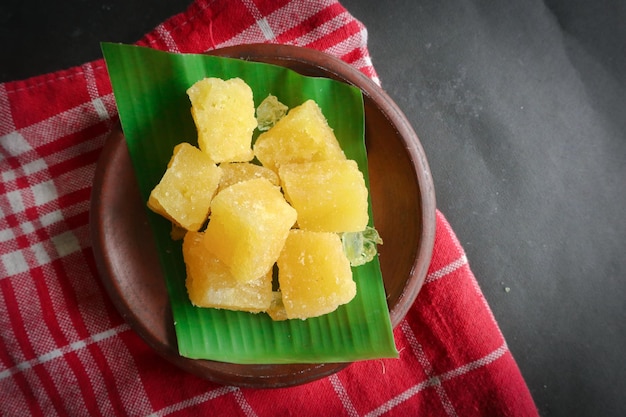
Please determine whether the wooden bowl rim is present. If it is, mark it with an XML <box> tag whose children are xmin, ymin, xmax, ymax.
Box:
<box><xmin>90</xmin><ymin>43</ymin><xmax>436</xmax><ymax>388</ymax></box>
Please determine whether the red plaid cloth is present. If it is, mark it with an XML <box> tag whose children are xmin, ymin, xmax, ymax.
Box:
<box><xmin>0</xmin><ymin>0</ymin><xmax>538</xmax><ymax>415</ymax></box>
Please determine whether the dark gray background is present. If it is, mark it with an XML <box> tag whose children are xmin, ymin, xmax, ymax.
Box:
<box><xmin>2</xmin><ymin>1</ymin><xmax>624</xmax><ymax>416</ymax></box>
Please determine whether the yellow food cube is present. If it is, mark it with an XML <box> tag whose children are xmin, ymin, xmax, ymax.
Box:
<box><xmin>253</xmin><ymin>99</ymin><xmax>345</xmax><ymax>172</ymax></box>
<box><xmin>279</xmin><ymin>159</ymin><xmax>369</xmax><ymax>233</ymax></box>
<box><xmin>203</xmin><ymin>178</ymin><xmax>297</xmax><ymax>282</ymax></box>
<box><xmin>183</xmin><ymin>231</ymin><xmax>272</xmax><ymax>312</ymax></box>
<box><xmin>147</xmin><ymin>142</ymin><xmax>222</xmax><ymax>231</ymax></box>
<box><xmin>277</xmin><ymin>229</ymin><xmax>356</xmax><ymax>320</ymax></box>
<box><xmin>187</xmin><ymin>77</ymin><xmax>256</xmax><ymax>163</ymax></box>
<box><xmin>217</xmin><ymin>162</ymin><xmax>280</xmax><ymax>194</ymax></box>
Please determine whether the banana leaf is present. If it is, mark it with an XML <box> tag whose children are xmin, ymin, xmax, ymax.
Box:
<box><xmin>101</xmin><ymin>43</ymin><xmax>397</xmax><ymax>364</ymax></box>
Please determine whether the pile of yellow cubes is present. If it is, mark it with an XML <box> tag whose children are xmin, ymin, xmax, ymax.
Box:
<box><xmin>147</xmin><ymin>77</ymin><xmax>369</xmax><ymax>320</ymax></box>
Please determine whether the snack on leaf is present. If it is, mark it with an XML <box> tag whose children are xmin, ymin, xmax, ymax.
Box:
<box><xmin>217</xmin><ymin>162</ymin><xmax>280</xmax><ymax>194</ymax></box>
<box><xmin>253</xmin><ymin>99</ymin><xmax>345</xmax><ymax>172</ymax></box>
<box><xmin>183</xmin><ymin>231</ymin><xmax>272</xmax><ymax>313</ymax></box>
<box><xmin>187</xmin><ymin>77</ymin><xmax>256</xmax><ymax>163</ymax></box>
<box><xmin>147</xmin><ymin>142</ymin><xmax>222</xmax><ymax>231</ymax></box>
<box><xmin>279</xmin><ymin>159</ymin><xmax>369</xmax><ymax>233</ymax></box>
<box><xmin>277</xmin><ymin>229</ymin><xmax>356</xmax><ymax>320</ymax></box>
<box><xmin>147</xmin><ymin>76</ymin><xmax>380</xmax><ymax>321</ymax></box>
<box><xmin>203</xmin><ymin>178</ymin><xmax>297</xmax><ymax>282</ymax></box>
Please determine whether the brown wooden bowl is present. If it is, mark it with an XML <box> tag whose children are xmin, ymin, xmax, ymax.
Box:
<box><xmin>90</xmin><ymin>44</ymin><xmax>435</xmax><ymax>388</ymax></box>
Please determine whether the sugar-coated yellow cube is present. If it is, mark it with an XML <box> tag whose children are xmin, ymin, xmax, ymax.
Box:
<box><xmin>217</xmin><ymin>162</ymin><xmax>280</xmax><ymax>194</ymax></box>
<box><xmin>187</xmin><ymin>77</ymin><xmax>256</xmax><ymax>163</ymax></box>
<box><xmin>279</xmin><ymin>159</ymin><xmax>369</xmax><ymax>233</ymax></box>
<box><xmin>183</xmin><ymin>231</ymin><xmax>272</xmax><ymax>312</ymax></box>
<box><xmin>203</xmin><ymin>178</ymin><xmax>297</xmax><ymax>282</ymax></box>
<box><xmin>147</xmin><ymin>142</ymin><xmax>222</xmax><ymax>231</ymax></box>
<box><xmin>277</xmin><ymin>229</ymin><xmax>356</xmax><ymax>320</ymax></box>
<box><xmin>253</xmin><ymin>99</ymin><xmax>345</xmax><ymax>172</ymax></box>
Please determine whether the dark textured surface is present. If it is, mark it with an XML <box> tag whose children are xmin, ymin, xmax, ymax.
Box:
<box><xmin>340</xmin><ymin>1</ymin><xmax>626</xmax><ymax>416</ymax></box>
<box><xmin>2</xmin><ymin>0</ymin><xmax>625</xmax><ymax>415</ymax></box>
<box><xmin>0</xmin><ymin>0</ymin><xmax>192</xmax><ymax>82</ymax></box>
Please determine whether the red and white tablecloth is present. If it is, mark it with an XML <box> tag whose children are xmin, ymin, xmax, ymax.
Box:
<box><xmin>0</xmin><ymin>0</ymin><xmax>538</xmax><ymax>415</ymax></box>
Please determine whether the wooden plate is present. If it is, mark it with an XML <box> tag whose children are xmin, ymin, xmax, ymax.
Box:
<box><xmin>90</xmin><ymin>44</ymin><xmax>435</xmax><ymax>388</ymax></box>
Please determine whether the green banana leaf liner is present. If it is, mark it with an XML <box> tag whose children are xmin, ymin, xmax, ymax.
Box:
<box><xmin>101</xmin><ymin>43</ymin><xmax>398</xmax><ymax>364</ymax></box>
